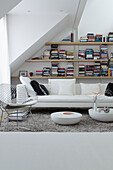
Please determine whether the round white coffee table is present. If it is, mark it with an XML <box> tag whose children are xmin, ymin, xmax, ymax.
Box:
<box><xmin>51</xmin><ymin>111</ymin><xmax>82</xmax><ymax>125</ymax></box>
<box><xmin>88</xmin><ymin>108</ymin><xmax>113</xmax><ymax>122</ymax></box>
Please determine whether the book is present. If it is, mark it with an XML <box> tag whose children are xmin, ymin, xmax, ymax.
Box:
<box><xmin>8</xmin><ymin>110</ymin><xmax>28</xmax><ymax>121</ymax></box>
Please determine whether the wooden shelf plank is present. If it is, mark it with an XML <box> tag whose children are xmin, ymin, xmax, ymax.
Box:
<box><xmin>11</xmin><ymin>76</ymin><xmax>113</xmax><ymax>79</ymax></box>
<box><xmin>45</xmin><ymin>42</ymin><xmax>113</xmax><ymax>45</ymax></box>
<box><xmin>25</xmin><ymin>59</ymin><xmax>109</xmax><ymax>62</ymax></box>
<box><xmin>76</xmin><ymin>76</ymin><xmax>113</xmax><ymax>79</ymax></box>
<box><xmin>25</xmin><ymin>59</ymin><xmax>75</xmax><ymax>62</ymax></box>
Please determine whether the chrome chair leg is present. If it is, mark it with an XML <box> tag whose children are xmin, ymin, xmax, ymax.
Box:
<box><xmin>28</xmin><ymin>106</ymin><xmax>37</xmax><ymax>131</ymax></box>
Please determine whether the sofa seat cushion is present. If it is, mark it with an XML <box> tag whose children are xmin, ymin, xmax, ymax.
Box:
<box><xmin>97</xmin><ymin>95</ymin><xmax>113</xmax><ymax>103</ymax></box>
<box><xmin>30</xmin><ymin>95</ymin><xmax>94</xmax><ymax>103</ymax></box>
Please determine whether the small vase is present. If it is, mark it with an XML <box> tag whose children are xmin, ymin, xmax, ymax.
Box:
<box><xmin>93</xmin><ymin>102</ymin><xmax>97</xmax><ymax>111</ymax></box>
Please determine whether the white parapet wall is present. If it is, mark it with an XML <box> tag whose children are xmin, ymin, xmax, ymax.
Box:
<box><xmin>0</xmin><ymin>132</ymin><xmax>113</xmax><ymax>170</ymax></box>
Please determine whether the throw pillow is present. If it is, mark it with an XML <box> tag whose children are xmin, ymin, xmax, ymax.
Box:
<box><xmin>20</xmin><ymin>76</ymin><xmax>36</xmax><ymax>97</ymax></box>
<box><xmin>80</xmin><ymin>83</ymin><xmax>100</xmax><ymax>95</ymax></box>
<box><xmin>105</xmin><ymin>82</ymin><xmax>113</xmax><ymax>96</ymax></box>
<box><xmin>58</xmin><ymin>81</ymin><xmax>74</xmax><ymax>95</ymax></box>
<box><xmin>40</xmin><ymin>84</ymin><xmax>49</xmax><ymax>95</ymax></box>
<box><xmin>30</xmin><ymin>80</ymin><xmax>49</xmax><ymax>95</ymax></box>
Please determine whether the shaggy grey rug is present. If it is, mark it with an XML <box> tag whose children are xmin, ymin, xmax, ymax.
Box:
<box><xmin>1</xmin><ymin>110</ymin><xmax>113</xmax><ymax>132</ymax></box>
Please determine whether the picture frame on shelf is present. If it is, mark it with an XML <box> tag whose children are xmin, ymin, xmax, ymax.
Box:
<box><xmin>19</xmin><ymin>70</ymin><xmax>28</xmax><ymax>77</ymax></box>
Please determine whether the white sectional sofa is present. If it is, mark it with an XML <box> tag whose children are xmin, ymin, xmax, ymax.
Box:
<box><xmin>16</xmin><ymin>78</ymin><xmax>113</xmax><ymax>108</ymax></box>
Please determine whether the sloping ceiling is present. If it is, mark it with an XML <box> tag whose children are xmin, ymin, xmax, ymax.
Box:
<box><xmin>0</xmin><ymin>0</ymin><xmax>22</xmax><ymax>19</ymax></box>
<box><xmin>7</xmin><ymin>0</ymin><xmax>87</xmax><ymax>73</ymax></box>
<box><xmin>78</xmin><ymin>0</ymin><xmax>113</xmax><ymax>39</ymax></box>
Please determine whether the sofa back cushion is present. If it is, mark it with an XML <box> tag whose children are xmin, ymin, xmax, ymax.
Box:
<box><xmin>75</xmin><ymin>83</ymin><xmax>107</xmax><ymax>95</ymax></box>
<box><xmin>80</xmin><ymin>83</ymin><xmax>100</xmax><ymax>95</ymax></box>
<box><xmin>20</xmin><ymin>76</ymin><xmax>36</xmax><ymax>97</ymax></box>
<box><xmin>100</xmin><ymin>84</ymin><xmax>107</xmax><ymax>94</ymax></box>
<box><xmin>48</xmin><ymin>79</ymin><xmax>76</xmax><ymax>95</ymax></box>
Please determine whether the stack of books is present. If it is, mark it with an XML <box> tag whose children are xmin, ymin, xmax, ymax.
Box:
<box><xmin>66</xmin><ymin>50</ymin><xmax>74</xmax><ymax>60</ymax></box>
<box><xmin>43</xmin><ymin>50</ymin><xmax>50</xmax><ymax>60</ymax></box>
<box><xmin>59</xmin><ymin>50</ymin><xmax>66</xmax><ymax>59</ymax></box>
<box><xmin>50</xmin><ymin>49</ymin><xmax>59</xmax><ymax>59</ymax></box>
<box><xmin>43</xmin><ymin>67</ymin><xmax>51</xmax><ymax>76</ymax></box>
<box><xmin>85</xmin><ymin>65</ymin><xmax>94</xmax><ymax>76</ymax></box>
<box><xmin>87</xmin><ymin>33</ymin><xmax>95</xmax><ymax>42</ymax></box>
<box><xmin>80</xmin><ymin>37</ymin><xmax>88</xmax><ymax>42</ymax></box>
<box><xmin>101</xmin><ymin>62</ymin><xmax>108</xmax><ymax>76</ymax></box>
<box><xmin>93</xmin><ymin>61</ymin><xmax>101</xmax><ymax>76</ymax></box>
<box><xmin>110</xmin><ymin>52</ymin><xmax>113</xmax><ymax>59</ymax></box>
<box><xmin>100</xmin><ymin>45</ymin><xmax>108</xmax><ymax>60</ymax></box>
<box><xmin>93</xmin><ymin>50</ymin><xmax>100</xmax><ymax>59</ymax></box>
<box><xmin>85</xmin><ymin>49</ymin><xmax>94</xmax><ymax>59</ymax></box>
<box><xmin>62</xmin><ymin>39</ymin><xmax>71</xmax><ymax>42</ymax></box>
<box><xmin>51</xmin><ymin>62</ymin><xmax>58</xmax><ymax>76</ymax></box>
<box><xmin>58</xmin><ymin>68</ymin><xmax>65</xmax><ymax>76</ymax></box>
<box><xmin>108</xmin><ymin>64</ymin><xmax>113</xmax><ymax>76</ymax></box>
<box><xmin>66</xmin><ymin>63</ymin><xmax>74</xmax><ymax>77</ymax></box>
<box><xmin>78</xmin><ymin>50</ymin><xmax>85</xmax><ymax>59</ymax></box>
<box><xmin>78</xmin><ymin>64</ymin><xmax>85</xmax><ymax>76</ymax></box>
<box><xmin>8</xmin><ymin>110</ymin><xmax>28</xmax><ymax>121</ymax></box>
<box><xmin>95</xmin><ymin>34</ymin><xmax>103</xmax><ymax>42</ymax></box>
<box><xmin>108</xmin><ymin>32</ymin><xmax>113</xmax><ymax>42</ymax></box>
<box><xmin>36</xmin><ymin>70</ymin><xmax>43</xmax><ymax>76</ymax></box>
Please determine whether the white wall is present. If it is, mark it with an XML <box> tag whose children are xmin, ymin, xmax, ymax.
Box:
<box><xmin>0</xmin><ymin>17</ymin><xmax>10</xmax><ymax>84</ymax></box>
<box><xmin>8</xmin><ymin>13</ymin><xmax>68</xmax><ymax>63</ymax></box>
<box><xmin>78</xmin><ymin>0</ymin><xmax>113</xmax><ymax>39</ymax></box>
<box><xmin>0</xmin><ymin>132</ymin><xmax>113</xmax><ymax>170</ymax></box>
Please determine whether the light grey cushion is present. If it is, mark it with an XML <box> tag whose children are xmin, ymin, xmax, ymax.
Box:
<box><xmin>20</xmin><ymin>76</ymin><xmax>36</xmax><ymax>97</ymax></box>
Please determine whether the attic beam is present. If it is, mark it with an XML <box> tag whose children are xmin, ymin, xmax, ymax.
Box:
<box><xmin>0</xmin><ymin>0</ymin><xmax>22</xmax><ymax>19</ymax></box>
<box><xmin>73</xmin><ymin>0</ymin><xmax>87</xmax><ymax>29</ymax></box>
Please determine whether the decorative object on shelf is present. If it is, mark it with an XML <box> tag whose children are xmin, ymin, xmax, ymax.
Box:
<box><xmin>29</xmin><ymin>72</ymin><xmax>33</xmax><ymax>76</ymax></box>
<box><xmin>71</xmin><ymin>33</ymin><xmax>74</xmax><ymax>42</ymax></box>
<box><xmin>19</xmin><ymin>71</ymin><xmax>28</xmax><ymax>77</ymax></box>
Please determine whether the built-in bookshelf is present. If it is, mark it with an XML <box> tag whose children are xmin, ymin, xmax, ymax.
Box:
<box><xmin>11</xmin><ymin>42</ymin><xmax>113</xmax><ymax>79</ymax></box>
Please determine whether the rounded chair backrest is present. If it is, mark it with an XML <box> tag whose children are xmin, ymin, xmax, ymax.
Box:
<box><xmin>0</xmin><ymin>84</ymin><xmax>11</xmax><ymax>103</ymax></box>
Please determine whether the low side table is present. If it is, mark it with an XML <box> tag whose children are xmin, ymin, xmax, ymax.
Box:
<box><xmin>88</xmin><ymin>108</ymin><xmax>113</xmax><ymax>122</ymax></box>
<box><xmin>51</xmin><ymin>111</ymin><xmax>82</xmax><ymax>125</ymax></box>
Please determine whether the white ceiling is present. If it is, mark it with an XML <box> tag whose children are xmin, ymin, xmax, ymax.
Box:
<box><xmin>0</xmin><ymin>0</ymin><xmax>22</xmax><ymax>19</ymax></box>
<box><xmin>8</xmin><ymin>0</ymin><xmax>86</xmax><ymax>29</ymax></box>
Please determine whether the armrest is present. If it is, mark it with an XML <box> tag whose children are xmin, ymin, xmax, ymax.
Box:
<box><xmin>16</xmin><ymin>84</ymin><xmax>29</xmax><ymax>104</ymax></box>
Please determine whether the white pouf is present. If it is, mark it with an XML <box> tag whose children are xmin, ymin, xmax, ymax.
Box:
<box><xmin>89</xmin><ymin>108</ymin><xmax>113</xmax><ymax>122</ymax></box>
<box><xmin>51</xmin><ymin>111</ymin><xmax>82</xmax><ymax>125</ymax></box>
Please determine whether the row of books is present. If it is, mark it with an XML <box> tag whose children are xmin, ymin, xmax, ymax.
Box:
<box><xmin>78</xmin><ymin>49</ymin><xmax>101</xmax><ymax>60</ymax></box>
<box><xmin>78</xmin><ymin>61</ymin><xmax>111</xmax><ymax>76</ymax></box>
<box><xmin>78</xmin><ymin>45</ymin><xmax>108</xmax><ymax>59</ymax></box>
<box><xmin>80</xmin><ymin>33</ymin><xmax>103</xmax><ymax>42</ymax></box>
<box><xmin>80</xmin><ymin>32</ymin><xmax>113</xmax><ymax>42</ymax></box>
<box><xmin>36</xmin><ymin>65</ymin><xmax>74</xmax><ymax>77</ymax></box>
<box><xmin>43</xmin><ymin>50</ymin><xmax>74</xmax><ymax>60</ymax></box>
